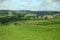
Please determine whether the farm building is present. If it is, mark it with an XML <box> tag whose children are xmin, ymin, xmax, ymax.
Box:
<box><xmin>25</xmin><ymin>13</ymin><xmax>43</xmax><ymax>19</ymax></box>
<box><xmin>42</xmin><ymin>15</ymin><xmax>54</xmax><ymax>19</ymax></box>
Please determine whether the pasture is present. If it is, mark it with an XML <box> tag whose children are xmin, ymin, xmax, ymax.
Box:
<box><xmin>0</xmin><ymin>19</ymin><xmax>60</xmax><ymax>40</ymax></box>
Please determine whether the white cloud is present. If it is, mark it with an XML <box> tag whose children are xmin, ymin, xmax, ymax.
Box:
<box><xmin>0</xmin><ymin>0</ymin><xmax>60</xmax><ymax>11</ymax></box>
<box><xmin>0</xmin><ymin>0</ymin><xmax>32</xmax><ymax>10</ymax></box>
<box><xmin>0</xmin><ymin>0</ymin><xmax>7</xmax><ymax>3</ymax></box>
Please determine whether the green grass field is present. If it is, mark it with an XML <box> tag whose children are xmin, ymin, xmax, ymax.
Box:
<box><xmin>0</xmin><ymin>19</ymin><xmax>60</xmax><ymax>40</ymax></box>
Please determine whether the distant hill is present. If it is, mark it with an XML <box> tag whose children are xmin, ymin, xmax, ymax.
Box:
<box><xmin>0</xmin><ymin>10</ymin><xmax>60</xmax><ymax>15</ymax></box>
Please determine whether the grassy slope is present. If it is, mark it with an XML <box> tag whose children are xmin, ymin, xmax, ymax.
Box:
<box><xmin>0</xmin><ymin>19</ymin><xmax>60</xmax><ymax>40</ymax></box>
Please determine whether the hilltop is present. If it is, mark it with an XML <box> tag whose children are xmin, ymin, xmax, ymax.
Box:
<box><xmin>0</xmin><ymin>10</ymin><xmax>60</xmax><ymax>15</ymax></box>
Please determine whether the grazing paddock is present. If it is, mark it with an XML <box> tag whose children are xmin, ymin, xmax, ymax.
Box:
<box><xmin>0</xmin><ymin>19</ymin><xmax>60</xmax><ymax>40</ymax></box>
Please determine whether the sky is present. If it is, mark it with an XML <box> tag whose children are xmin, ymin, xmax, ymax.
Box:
<box><xmin>0</xmin><ymin>0</ymin><xmax>60</xmax><ymax>11</ymax></box>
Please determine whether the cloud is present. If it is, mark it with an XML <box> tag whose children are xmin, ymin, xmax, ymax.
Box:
<box><xmin>0</xmin><ymin>0</ymin><xmax>31</xmax><ymax>10</ymax></box>
<box><xmin>0</xmin><ymin>0</ymin><xmax>60</xmax><ymax>11</ymax></box>
<box><xmin>30</xmin><ymin>0</ymin><xmax>60</xmax><ymax>11</ymax></box>
<box><xmin>35</xmin><ymin>0</ymin><xmax>60</xmax><ymax>11</ymax></box>
<box><xmin>52</xmin><ymin>0</ymin><xmax>60</xmax><ymax>2</ymax></box>
<box><xmin>43</xmin><ymin>0</ymin><xmax>60</xmax><ymax>3</ymax></box>
<box><xmin>0</xmin><ymin>0</ymin><xmax>8</xmax><ymax>3</ymax></box>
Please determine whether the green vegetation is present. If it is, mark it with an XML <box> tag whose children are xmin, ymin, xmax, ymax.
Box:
<box><xmin>0</xmin><ymin>18</ymin><xmax>60</xmax><ymax>40</ymax></box>
<box><xmin>0</xmin><ymin>10</ymin><xmax>60</xmax><ymax>40</ymax></box>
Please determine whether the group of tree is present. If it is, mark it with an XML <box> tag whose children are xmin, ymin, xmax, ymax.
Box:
<box><xmin>0</xmin><ymin>10</ymin><xmax>60</xmax><ymax>25</ymax></box>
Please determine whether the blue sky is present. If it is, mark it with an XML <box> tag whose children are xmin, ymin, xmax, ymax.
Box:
<box><xmin>0</xmin><ymin>0</ymin><xmax>60</xmax><ymax>11</ymax></box>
